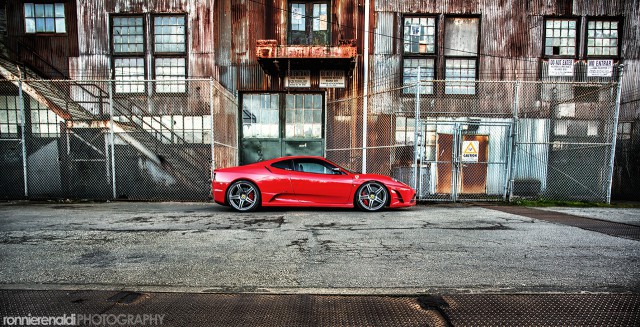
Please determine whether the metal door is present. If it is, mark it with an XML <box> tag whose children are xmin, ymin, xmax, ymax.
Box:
<box><xmin>420</xmin><ymin>121</ymin><xmax>512</xmax><ymax>201</ymax></box>
<box><xmin>240</xmin><ymin>93</ymin><xmax>324</xmax><ymax>164</ymax></box>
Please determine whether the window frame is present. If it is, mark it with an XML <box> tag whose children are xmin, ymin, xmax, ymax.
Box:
<box><xmin>152</xmin><ymin>14</ymin><xmax>188</xmax><ymax>94</ymax></box>
<box><xmin>543</xmin><ymin>16</ymin><xmax>580</xmax><ymax>59</ymax></box>
<box><xmin>287</xmin><ymin>1</ymin><xmax>332</xmax><ymax>46</ymax></box>
<box><xmin>401</xmin><ymin>15</ymin><xmax>439</xmax><ymax>96</ymax></box>
<box><xmin>443</xmin><ymin>15</ymin><xmax>480</xmax><ymax>96</ymax></box>
<box><xmin>111</xmin><ymin>14</ymin><xmax>147</xmax><ymax>95</ymax></box>
<box><xmin>23</xmin><ymin>2</ymin><xmax>67</xmax><ymax>35</ymax></box>
<box><xmin>585</xmin><ymin>16</ymin><xmax>622</xmax><ymax>59</ymax></box>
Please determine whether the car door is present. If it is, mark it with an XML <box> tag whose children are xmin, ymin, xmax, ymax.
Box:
<box><xmin>289</xmin><ymin>158</ymin><xmax>353</xmax><ymax>204</ymax></box>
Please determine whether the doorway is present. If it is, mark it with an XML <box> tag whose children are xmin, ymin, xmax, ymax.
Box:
<box><xmin>240</xmin><ymin>93</ymin><xmax>324</xmax><ymax>164</ymax></box>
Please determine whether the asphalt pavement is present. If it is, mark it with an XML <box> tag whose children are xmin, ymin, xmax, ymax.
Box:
<box><xmin>0</xmin><ymin>201</ymin><xmax>639</xmax><ymax>326</ymax></box>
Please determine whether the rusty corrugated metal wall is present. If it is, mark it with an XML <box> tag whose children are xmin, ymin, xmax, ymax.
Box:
<box><xmin>371</xmin><ymin>0</ymin><xmax>639</xmax><ymax>120</ymax></box>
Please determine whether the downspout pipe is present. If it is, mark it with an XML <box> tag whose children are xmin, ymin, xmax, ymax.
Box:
<box><xmin>361</xmin><ymin>0</ymin><xmax>370</xmax><ymax>173</ymax></box>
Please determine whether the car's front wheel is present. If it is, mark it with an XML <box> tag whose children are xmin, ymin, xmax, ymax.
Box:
<box><xmin>355</xmin><ymin>181</ymin><xmax>388</xmax><ymax>212</ymax></box>
<box><xmin>226</xmin><ymin>180</ymin><xmax>260</xmax><ymax>212</ymax></box>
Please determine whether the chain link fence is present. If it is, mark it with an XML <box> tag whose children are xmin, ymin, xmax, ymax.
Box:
<box><xmin>327</xmin><ymin>79</ymin><xmax>621</xmax><ymax>203</ymax></box>
<box><xmin>0</xmin><ymin>76</ymin><xmax>621</xmax><ymax>202</ymax></box>
<box><xmin>0</xmin><ymin>79</ymin><xmax>237</xmax><ymax>201</ymax></box>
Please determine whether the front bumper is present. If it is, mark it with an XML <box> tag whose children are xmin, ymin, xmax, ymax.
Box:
<box><xmin>388</xmin><ymin>186</ymin><xmax>417</xmax><ymax>208</ymax></box>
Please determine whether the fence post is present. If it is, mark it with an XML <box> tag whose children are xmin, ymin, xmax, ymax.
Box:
<box><xmin>413</xmin><ymin>66</ymin><xmax>420</xmax><ymax>192</ymax></box>
<box><xmin>18</xmin><ymin>76</ymin><xmax>28</xmax><ymax>197</ymax></box>
<box><xmin>108</xmin><ymin>80</ymin><xmax>116</xmax><ymax>199</ymax></box>
<box><xmin>606</xmin><ymin>64</ymin><xmax>624</xmax><ymax>204</ymax></box>
<box><xmin>210</xmin><ymin>78</ymin><xmax>215</xmax><ymax>175</ymax></box>
<box><xmin>507</xmin><ymin>81</ymin><xmax>521</xmax><ymax>201</ymax></box>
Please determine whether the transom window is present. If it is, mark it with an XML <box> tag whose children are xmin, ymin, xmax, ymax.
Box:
<box><xmin>288</xmin><ymin>1</ymin><xmax>330</xmax><ymax>45</ymax></box>
<box><xmin>587</xmin><ymin>20</ymin><xmax>619</xmax><ymax>56</ymax></box>
<box><xmin>544</xmin><ymin>19</ymin><xmax>577</xmax><ymax>56</ymax></box>
<box><xmin>403</xmin><ymin>17</ymin><xmax>436</xmax><ymax>54</ymax></box>
<box><xmin>24</xmin><ymin>3</ymin><xmax>66</xmax><ymax>34</ymax></box>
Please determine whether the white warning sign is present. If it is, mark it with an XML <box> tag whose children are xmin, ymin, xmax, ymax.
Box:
<box><xmin>461</xmin><ymin>141</ymin><xmax>479</xmax><ymax>163</ymax></box>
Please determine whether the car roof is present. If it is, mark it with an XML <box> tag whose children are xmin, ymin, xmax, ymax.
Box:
<box><xmin>264</xmin><ymin>155</ymin><xmax>326</xmax><ymax>163</ymax></box>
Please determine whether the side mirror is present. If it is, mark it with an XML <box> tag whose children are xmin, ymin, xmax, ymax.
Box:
<box><xmin>332</xmin><ymin>167</ymin><xmax>343</xmax><ymax>175</ymax></box>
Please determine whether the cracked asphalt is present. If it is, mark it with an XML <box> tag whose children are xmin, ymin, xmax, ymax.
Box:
<box><xmin>0</xmin><ymin>202</ymin><xmax>639</xmax><ymax>294</ymax></box>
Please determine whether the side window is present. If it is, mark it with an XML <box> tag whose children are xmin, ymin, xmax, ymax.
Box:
<box><xmin>294</xmin><ymin>159</ymin><xmax>338</xmax><ymax>174</ymax></box>
<box><xmin>271</xmin><ymin>160</ymin><xmax>293</xmax><ymax>170</ymax></box>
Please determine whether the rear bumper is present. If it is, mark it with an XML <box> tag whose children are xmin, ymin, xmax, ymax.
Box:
<box><xmin>212</xmin><ymin>181</ymin><xmax>229</xmax><ymax>205</ymax></box>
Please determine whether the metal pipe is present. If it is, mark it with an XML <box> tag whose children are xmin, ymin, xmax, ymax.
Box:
<box><xmin>18</xmin><ymin>77</ymin><xmax>28</xmax><ymax>197</ymax></box>
<box><xmin>413</xmin><ymin>67</ymin><xmax>420</xmax><ymax>191</ymax></box>
<box><xmin>361</xmin><ymin>0</ymin><xmax>370</xmax><ymax>173</ymax></box>
<box><xmin>210</xmin><ymin>78</ymin><xmax>215</xmax><ymax>175</ymax></box>
<box><xmin>108</xmin><ymin>80</ymin><xmax>117</xmax><ymax>199</ymax></box>
<box><xmin>606</xmin><ymin>64</ymin><xmax>624</xmax><ymax>204</ymax></box>
<box><xmin>508</xmin><ymin>81</ymin><xmax>521</xmax><ymax>201</ymax></box>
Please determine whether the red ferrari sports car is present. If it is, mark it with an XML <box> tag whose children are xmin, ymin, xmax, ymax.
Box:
<box><xmin>212</xmin><ymin>156</ymin><xmax>416</xmax><ymax>212</ymax></box>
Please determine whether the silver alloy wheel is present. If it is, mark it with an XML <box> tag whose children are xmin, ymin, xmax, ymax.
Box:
<box><xmin>356</xmin><ymin>182</ymin><xmax>388</xmax><ymax>211</ymax></box>
<box><xmin>227</xmin><ymin>181</ymin><xmax>259</xmax><ymax>212</ymax></box>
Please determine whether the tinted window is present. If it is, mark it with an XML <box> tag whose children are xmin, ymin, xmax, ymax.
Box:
<box><xmin>271</xmin><ymin>160</ymin><xmax>293</xmax><ymax>170</ymax></box>
<box><xmin>294</xmin><ymin>159</ymin><xmax>340</xmax><ymax>175</ymax></box>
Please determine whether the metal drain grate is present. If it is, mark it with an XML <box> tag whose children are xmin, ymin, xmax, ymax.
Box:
<box><xmin>485</xmin><ymin>205</ymin><xmax>640</xmax><ymax>240</ymax></box>
<box><xmin>440</xmin><ymin>294</ymin><xmax>640</xmax><ymax>326</ymax></box>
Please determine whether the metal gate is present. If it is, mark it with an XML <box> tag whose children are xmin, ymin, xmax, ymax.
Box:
<box><xmin>417</xmin><ymin>120</ymin><xmax>513</xmax><ymax>201</ymax></box>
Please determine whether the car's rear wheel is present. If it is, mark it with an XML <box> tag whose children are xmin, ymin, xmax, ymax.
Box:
<box><xmin>355</xmin><ymin>181</ymin><xmax>388</xmax><ymax>212</ymax></box>
<box><xmin>227</xmin><ymin>180</ymin><xmax>260</xmax><ymax>212</ymax></box>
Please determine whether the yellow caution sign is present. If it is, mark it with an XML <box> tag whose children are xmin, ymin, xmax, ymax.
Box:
<box><xmin>461</xmin><ymin>141</ymin><xmax>479</xmax><ymax>162</ymax></box>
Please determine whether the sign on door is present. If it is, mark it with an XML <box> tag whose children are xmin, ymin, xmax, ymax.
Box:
<box><xmin>462</xmin><ymin>141</ymin><xmax>479</xmax><ymax>162</ymax></box>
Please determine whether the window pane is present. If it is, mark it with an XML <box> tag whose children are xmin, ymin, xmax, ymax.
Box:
<box><xmin>155</xmin><ymin>58</ymin><xmax>186</xmax><ymax>93</ymax></box>
<box><xmin>113</xmin><ymin>16</ymin><xmax>144</xmax><ymax>53</ymax></box>
<box><xmin>444</xmin><ymin>17</ymin><xmax>479</xmax><ymax>56</ymax></box>
<box><xmin>154</xmin><ymin>15</ymin><xmax>186</xmax><ymax>53</ymax></box>
<box><xmin>243</xmin><ymin>94</ymin><xmax>280</xmax><ymax>138</ymax></box>
<box><xmin>445</xmin><ymin>59</ymin><xmax>476</xmax><ymax>95</ymax></box>
<box><xmin>114</xmin><ymin>57</ymin><xmax>145</xmax><ymax>93</ymax></box>
<box><xmin>24</xmin><ymin>4</ymin><xmax>34</xmax><ymax>18</ymax></box>
<box><xmin>56</xmin><ymin>18</ymin><xmax>66</xmax><ymax>33</ymax></box>
<box><xmin>55</xmin><ymin>3</ymin><xmax>65</xmax><ymax>17</ymax></box>
<box><xmin>403</xmin><ymin>58</ymin><xmax>435</xmax><ymax>94</ymax></box>
<box><xmin>587</xmin><ymin>20</ymin><xmax>619</xmax><ymax>57</ymax></box>
<box><xmin>313</xmin><ymin>4</ymin><xmax>328</xmax><ymax>31</ymax></box>
<box><xmin>291</xmin><ymin>4</ymin><xmax>306</xmax><ymax>31</ymax></box>
<box><xmin>403</xmin><ymin>16</ymin><xmax>436</xmax><ymax>54</ymax></box>
<box><xmin>544</xmin><ymin>19</ymin><xmax>577</xmax><ymax>56</ymax></box>
<box><xmin>25</xmin><ymin>18</ymin><xmax>36</xmax><ymax>33</ymax></box>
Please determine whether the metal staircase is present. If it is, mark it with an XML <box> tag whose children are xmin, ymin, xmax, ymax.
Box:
<box><xmin>0</xmin><ymin>55</ymin><xmax>212</xmax><ymax>197</ymax></box>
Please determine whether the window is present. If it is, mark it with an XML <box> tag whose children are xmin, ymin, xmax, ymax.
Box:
<box><xmin>395</xmin><ymin>116</ymin><xmax>416</xmax><ymax>145</ymax></box>
<box><xmin>114</xmin><ymin>58</ymin><xmax>145</xmax><ymax>93</ymax></box>
<box><xmin>444</xmin><ymin>17</ymin><xmax>479</xmax><ymax>95</ymax></box>
<box><xmin>587</xmin><ymin>20</ymin><xmax>619</xmax><ymax>56</ymax></box>
<box><xmin>402</xmin><ymin>16</ymin><xmax>437</xmax><ymax>94</ymax></box>
<box><xmin>285</xmin><ymin>94</ymin><xmax>322</xmax><ymax>138</ymax></box>
<box><xmin>288</xmin><ymin>1</ymin><xmax>330</xmax><ymax>45</ymax></box>
<box><xmin>155</xmin><ymin>58</ymin><xmax>186</xmax><ymax>93</ymax></box>
<box><xmin>445</xmin><ymin>59</ymin><xmax>476</xmax><ymax>95</ymax></box>
<box><xmin>402</xmin><ymin>58</ymin><xmax>435</xmax><ymax>94</ymax></box>
<box><xmin>24</xmin><ymin>3</ymin><xmax>66</xmax><ymax>34</ymax></box>
<box><xmin>111</xmin><ymin>14</ymin><xmax>188</xmax><ymax>94</ymax></box>
<box><xmin>112</xmin><ymin>16</ymin><xmax>145</xmax><ymax>93</ymax></box>
<box><xmin>242</xmin><ymin>94</ymin><xmax>280</xmax><ymax>138</ymax></box>
<box><xmin>31</xmin><ymin>101</ymin><xmax>64</xmax><ymax>137</ymax></box>
<box><xmin>141</xmin><ymin>115</ymin><xmax>211</xmax><ymax>144</ymax></box>
<box><xmin>403</xmin><ymin>17</ymin><xmax>436</xmax><ymax>54</ymax></box>
<box><xmin>271</xmin><ymin>160</ymin><xmax>293</xmax><ymax>170</ymax></box>
<box><xmin>294</xmin><ymin>158</ymin><xmax>339</xmax><ymax>174</ymax></box>
<box><xmin>617</xmin><ymin>122</ymin><xmax>632</xmax><ymax>140</ymax></box>
<box><xmin>544</xmin><ymin>19</ymin><xmax>577</xmax><ymax>56</ymax></box>
<box><xmin>0</xmin><ymin>96</ymin><xmax>20</xmax><ymax>137</ymax></box>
